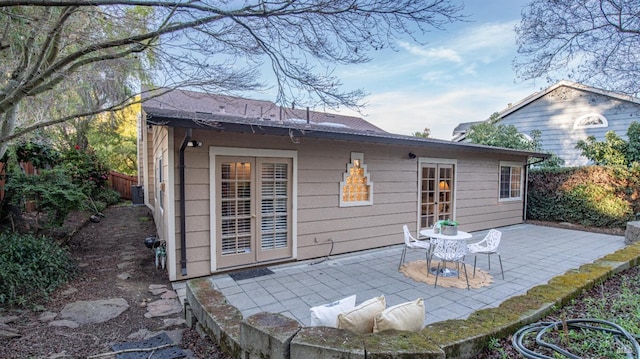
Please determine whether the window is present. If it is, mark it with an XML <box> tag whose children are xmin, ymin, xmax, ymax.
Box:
<box><xmin>156</xmin><ymin>156</ymin><xmax>164</xmax><ymax>209</ymax></box>
<box><xmin>339</xmin><ymin>152</ymin><xmax>373</xmax><ymax>207</ymax></box>
<box><xmin>499</xmin><ymin>162</ymin><xmax>522</xmax><ymax>201</ymax></box>
<box><xmin>573</xmin><ymin>113</ymin><xmax>608</xmax><ymax>129</ymax></box>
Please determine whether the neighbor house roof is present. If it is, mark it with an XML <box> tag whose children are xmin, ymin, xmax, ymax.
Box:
<box><xmin>142</xmin><ymin>88</ymin><xmax>550</xmax><ymax>159</ymax></box>
<box><xmin>498</xmin><ymin>80</ymin><xmax>640</xmax><ymax>119</ymax></box>
<box><xmin>452</xmin><ymin>80</ymin><xmax>640</xmax><ymax>142</ymax></box>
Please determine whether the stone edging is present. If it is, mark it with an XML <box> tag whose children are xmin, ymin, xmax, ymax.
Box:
<box><xmin>185</xmin><ymin>242</ymin><xmax>640</xmax><ymax>359</ymax></box>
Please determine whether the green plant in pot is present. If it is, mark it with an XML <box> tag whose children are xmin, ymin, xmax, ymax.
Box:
<box><xmin>440</xmin><ymin>219</ymin><xmax>458</xmax><ymax>235</ymax></box>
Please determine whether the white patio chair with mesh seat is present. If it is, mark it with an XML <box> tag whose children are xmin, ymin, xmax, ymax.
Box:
<box><xmin>432</xmin><ymin>238</ymin><xmax>469</xmax><ymax>290</ymax></box>
<box><xmin>466</xmin><ymin>229</ymin><xmax>504</xmax><ymax>279</ymax></box>
<box><xmin>398</xmin><ymin>225</ymin><xmax>431</xmax><ymax>270</ymax></box>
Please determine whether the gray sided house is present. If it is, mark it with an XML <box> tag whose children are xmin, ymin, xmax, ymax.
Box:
<box><xmin>453</xmin><ymin>80</ymin><xmax>640</xmax><ymax>167</ymax></box>
<box><xmin>138</xmin><ymin>88</ymin><xmax>548</xmax><ymax>281</ymax></box>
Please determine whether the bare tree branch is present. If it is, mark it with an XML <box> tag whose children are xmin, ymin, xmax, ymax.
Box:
<box><xmin>515</xmin><ymin>0</ymin><xmax>640</xmax><ymax>95</ymax></box>
<box><xmin>0</xmin><ymin>0</ymin><xmax>465</xmax><ymax>155</ymax></box>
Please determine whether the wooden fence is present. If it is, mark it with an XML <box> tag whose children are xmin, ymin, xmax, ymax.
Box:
<box><xmin>109</xmin><ymin>171</ymin><xmax>138</xmax><ymax>200</ymax></box>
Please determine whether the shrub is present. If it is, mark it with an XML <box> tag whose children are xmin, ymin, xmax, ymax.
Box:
<box><xmin>0</xmin><ymin>232</ymin><xmax>76</xmax><ymax>307</ymax></box>
<box><xmin>60</xmin><ymin>146</ymin><xmax>110</xmax><ymax>199</ymax></box>
<box><xmin>528</xmin><ymin>166</ymin><xmax>639</xmax><ymax>228</ymax></box>
<box><xmin>5</xmin><ymin>168</ymin><xmax>87</xmax><ymax>227</ymax></box>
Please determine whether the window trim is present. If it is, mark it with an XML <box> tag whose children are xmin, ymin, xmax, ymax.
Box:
<box><xmin>573</xmin><ymin>113</ymin><xmax>608</xmax><ymax>129</ymax></box>
<box><xmin>498</xmin><ymin>161</ymin><xmax>523</xmax><ymax>202</ymax></box>
<box><xmin>156</xmin><ymin>156</ymin><xmax>164</xmax><ymax>210</ymax></box>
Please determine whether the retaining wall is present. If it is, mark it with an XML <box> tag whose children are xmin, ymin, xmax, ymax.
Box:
<box><xmin>185</xmin><ymin>243</ymin><xmax>640</xmax><ymax>359</ymax></box>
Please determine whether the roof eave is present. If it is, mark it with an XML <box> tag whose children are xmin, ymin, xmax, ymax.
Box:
<box><xmin>144</xmin><ymin>109</ymin><xmax>550</xmax><ymax>159</ymax></box>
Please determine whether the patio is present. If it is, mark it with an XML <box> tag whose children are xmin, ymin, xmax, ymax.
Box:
<box><xmin>176</xmin><ymin>224</ymin><xmax>626</xmax><ymax>327</ymax></box>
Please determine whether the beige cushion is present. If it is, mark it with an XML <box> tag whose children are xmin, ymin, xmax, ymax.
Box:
<box><xmin>309</xmin><ymin>295</ymin><xmax>356</xmax><ymax>327</ymax></box>
<box><xmin>337</xmin><ymin>295</ymin><xmax>386</xmax><ymax>334</ymax></box>
<box><xmin>373</xmin><ymin>298</ymin><xmax>424</xmax><ymax>333</ymax></box>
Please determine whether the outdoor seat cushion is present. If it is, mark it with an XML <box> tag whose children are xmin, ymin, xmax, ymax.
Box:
<box><xmin>337</xmin><ymin>295</ymin><xmax>386</xmax><ymax>334</ymax></box>
<box><xmin>373</xmin><ymin>298</ymin><xmax>424</xmax><ymax>333</ymax></box>
<box><xmin>309</xmin><ymin>295</ymin><xmax>356</xmax><ymax>327</ymax></box>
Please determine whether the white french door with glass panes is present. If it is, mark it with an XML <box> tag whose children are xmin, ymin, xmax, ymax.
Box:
<box><xmin>215</xmin><ymin>156</ymin><xmax>292</xmax><ymax>269</ymax></box>
<box><xmin>418</xmin><ymin>161</ymin><xmax>455</xmax><ymax>234</ymax></box>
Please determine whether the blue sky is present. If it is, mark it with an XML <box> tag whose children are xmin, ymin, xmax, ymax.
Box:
<box><xmin>327</xmin><ymin>0</ymin><xmax>544</xmax><ymax>139</ymax></box>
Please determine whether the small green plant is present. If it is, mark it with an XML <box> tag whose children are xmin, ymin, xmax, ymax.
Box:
<box><xmin>487</xmin><ymin>337</ymin><xmax>508</xmax><ymax>359</ymax></box>
<box><xmin>0</xmin><ymin>232</ymin><xmax>76</xmax><ymax>307</ymax></box>
<box><xmin>441</xmin><ymin>219</ymin><xmax>458</xmax><ymax>226</ymax></box>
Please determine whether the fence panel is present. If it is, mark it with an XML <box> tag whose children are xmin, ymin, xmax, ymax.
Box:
<box><xmin>109</xmin><ymin>171</ymin><xmax>138</xmax><ymax>200</ymax></box>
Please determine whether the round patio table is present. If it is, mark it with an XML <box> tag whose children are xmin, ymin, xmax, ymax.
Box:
<box><xmin>419</xmin><ymin>228</ymin><xmax>472</xmax><ymax>277</ymax></box>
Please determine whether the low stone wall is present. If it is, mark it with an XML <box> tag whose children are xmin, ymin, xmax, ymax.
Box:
<box><xmin>185</xmin><ymin>243</ymin><xmax>640</xmax><ymax>359</ymax></box>
<box><xmin>625</xmin><ymin>221</ymin><xmax>640</xmax><ymax>244</ymax></box>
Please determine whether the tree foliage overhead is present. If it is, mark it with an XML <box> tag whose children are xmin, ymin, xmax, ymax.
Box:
<box><xmin>0</xmin><ymin>0</ymin><xmax>465</xmax><ymax>157</ymax></box>
<box><xmin>514</xmin><ymin>0</ymin><xmax>640</xmax><ymax>95</ymax></box>
<box><xmin>466</xmin><ymin>112</ymin><xmax>564</xmax><ymax>167</ymax></box>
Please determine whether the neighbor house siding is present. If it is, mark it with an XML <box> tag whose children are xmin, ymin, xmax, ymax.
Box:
<box><xmin>500</xmin><ymin>86</ymin><xmax>640</xmax><ymax>166</ymax></box>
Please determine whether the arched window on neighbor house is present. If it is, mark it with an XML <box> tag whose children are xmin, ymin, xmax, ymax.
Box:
<box><xmin>573</xmin><ymin>113</ymin><xmax>608</xmax><ymax>129</ymax></box>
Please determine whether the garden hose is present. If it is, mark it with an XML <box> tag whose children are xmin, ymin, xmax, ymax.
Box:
<box><xmin>512</xmin><ymin>319</ymin><xmax>640</xmax><ymax>359</ymax></box>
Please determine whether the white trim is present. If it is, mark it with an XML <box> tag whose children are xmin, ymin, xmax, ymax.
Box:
<box><xmin>498</xmin><ymin>160</ymin><xmax>524</xmax><ymax>202</ymax></box>
<box><xmin>141</xmin><ymin>117</ymin><xmax>150</xmax><ymax>208</ymax></box>
<box><xmin>573</xmin><ymin>113</ymin><xmax>608</xmax><ymax>129</ymax></box>
<box><xmin>417</xmin><ymin>157</ymin><xmax>458</xmax><ymax>233</ymax></box>
<box><xmin>166</xmin><ymin>128</ymin><xmax>177</xmax><ymax>281</ymax></box>
<box><xmin>209</xmin><ymin>146</ymin><xmax>298</xmax><ymax>273</ymax></box>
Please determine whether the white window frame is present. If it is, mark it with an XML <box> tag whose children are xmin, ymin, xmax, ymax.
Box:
<box><xmin>498</xmin><ymin>161</ymin><xmax>523</xmax><ymax>202</ymax></box>
<box><xmin>573</xmin><ymin>113</ymin><xmax>608</xmax><ymax>129</ymax></box>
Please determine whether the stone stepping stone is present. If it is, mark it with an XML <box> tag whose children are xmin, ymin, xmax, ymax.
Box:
<box><xmin>144</xmin><ymin>299</ymin><xmax>182</xmax><ymax>318</ymax></box>
<box><xmin>56</xmin><ymin>298</ymin><xmax>129</xmax><ymax>325</ymax></box>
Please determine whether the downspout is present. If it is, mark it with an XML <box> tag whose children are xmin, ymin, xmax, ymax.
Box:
<box><xmin>179</xmin><ymin>128</ymin><xmax>192</xmax><ymax>276</ymax></box>
<box><xmin>523</xmin><ymin>157</ymin><xmax>548</xmax><ymax>222</ymax></box>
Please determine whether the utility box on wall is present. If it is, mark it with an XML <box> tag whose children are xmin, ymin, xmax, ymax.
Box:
<box><xmin>131</xmin><ymin>185</ymin><xmax>145</xmax><ymax>206</ymax></box>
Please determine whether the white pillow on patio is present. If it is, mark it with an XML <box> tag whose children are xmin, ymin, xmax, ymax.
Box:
<box><xmin>373</xmin><ymin>298</ymin><xmax>424</xmax><ymax>333</ymax></box>
<box><xmin>309</xmin><ymin>295</ymin><xmax>356</xmax><ymax>327</ymax></box>
<box><xmin>337</xmin><ymin>295</ymin><xmax>386</xmax><ymax>334</ymax></box>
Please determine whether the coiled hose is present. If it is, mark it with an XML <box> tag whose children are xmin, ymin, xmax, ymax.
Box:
<box><xmin>512</xmin><ymin>319</ymin><xmax>640</xmax><ymax>358</ymax></box>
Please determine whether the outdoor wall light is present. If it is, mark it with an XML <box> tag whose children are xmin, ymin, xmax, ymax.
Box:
<box><xmin>187</xmin><ymin>140</ymin><xmax>202</xmax><ymax>147</ymax></box>
<box><xmin>408</xmin><ymin>152</ymin><xmax>416</xmax><ymax>159</ymax></box>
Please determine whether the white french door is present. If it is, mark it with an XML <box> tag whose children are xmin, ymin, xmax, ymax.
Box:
<box><xmin>419</xmin><ymin>163</ymin><xmax>454</xmax><ymax>233</ymax></box>
<box><xmin>216</xmin><ymin>156</ymin><xmax>292</xmax><ymax>269</ymax></box>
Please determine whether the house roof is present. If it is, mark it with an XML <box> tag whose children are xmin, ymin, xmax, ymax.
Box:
<box><xmin>452</xmin><ymin>80</ymin><xmax>640</xmax><ymax>142</ymax></box>
<box><xmin>498</xmin><ymin>80</ymin><xmax>640</xmax><ymax>119</ymax></box>
<box><xmin>142</xmin><ymin>88</ymin><xmax>550</xmax><ymax>159</ymax></box>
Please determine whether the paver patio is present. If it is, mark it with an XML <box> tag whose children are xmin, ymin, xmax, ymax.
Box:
<box><xmin>175</xmin><ymin>224</ymin><xmax>626</xmax><ymax>327</ymax></box>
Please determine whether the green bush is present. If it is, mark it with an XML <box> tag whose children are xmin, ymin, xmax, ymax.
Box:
<box><xmin>5</xmin><ymin>168</ymin><xmax>87</xmax><ymax>227</ymax></box>
<box><xmin>528</xmin><ymin>166</ymin><xmax>639</xmax><ymax>228</ymax></box>
<box><xmin>0</xmin><ymin>232</ymin><xmax>76</xmax><ymax>307</ymax></box>
<box><xmin>60</xmin><ymin>146</ymin><xmax>110</xmax><ymax>199</ymax></box>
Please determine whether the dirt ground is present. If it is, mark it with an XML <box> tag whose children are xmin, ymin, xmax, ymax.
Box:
<box><xmin>0</xmin><ymin>204</ymin><xmax>229</xmax><ymax>359</ymax></box>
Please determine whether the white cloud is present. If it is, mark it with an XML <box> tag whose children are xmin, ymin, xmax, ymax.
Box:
<box><xmin>338</xmin><ymin>83</ymin><xmax>535</xmax><ymax>140</ymax></box>
<box><xmin>398</xmin><ymin>41</ymin><xmax>463</xmax><ymax>64</ymax></box>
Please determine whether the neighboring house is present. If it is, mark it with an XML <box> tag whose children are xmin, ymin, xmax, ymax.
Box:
<box><xmin>453</xmin><ymin>80</ymin><xmax>640</xmax><ymax>166</ymax></box>
<box><xmin>137</xmin><ymin>88</ymin><xmax>548</xmax><ymax>281</ymax></box>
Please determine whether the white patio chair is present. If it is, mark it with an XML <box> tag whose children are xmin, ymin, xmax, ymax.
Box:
<box><xmin>432</xmin><ymin>239</ymin><xmax>469</xmax><ymax>290</ymax></box>
<box><xmin>467</xmin><ymin>229</ymin><xmax>504</xmax><ymax>279</ymax></box>
<box><xmin>398</xmin><ymin>225</ymin><xmax>431</xmax><ymax>270</ymax></box>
